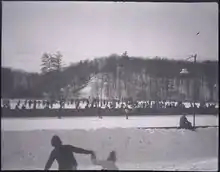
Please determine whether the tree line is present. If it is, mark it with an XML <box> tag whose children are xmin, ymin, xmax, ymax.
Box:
<box><xmin>1</xmin><ymin>52</ymin><xmax>218</xmax><ymax>100</ymax></box>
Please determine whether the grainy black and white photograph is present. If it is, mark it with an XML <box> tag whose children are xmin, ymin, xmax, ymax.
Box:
<box><xmin>1</xmin><ymin>1</ymin><xmax>219</xmax><ymax>171</ymax></box>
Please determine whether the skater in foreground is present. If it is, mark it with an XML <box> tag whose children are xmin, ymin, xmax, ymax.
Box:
<box><xmin>91</xmin><ymin>151</ymin><xmax>119</xmax><ymax>170</ymax></box>
<box><xmin>44</xmin><ymin>135</ymin><xmax>94</xmax><ymax>170</ymax></box>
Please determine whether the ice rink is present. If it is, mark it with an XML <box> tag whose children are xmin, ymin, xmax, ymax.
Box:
<box><xmin>2</xmin><ymin>115</ymin><xmax>218</xmax><ymax>131</ymax></box>
<box><xmin>1</xmin><ymin>115</ymin><xmax>219</xmax><ymax>170</ymax></box>
<box><xmin>1</xmin><ymin>127</ymin><xmax>218</xmax><ymax>170</ymax></box>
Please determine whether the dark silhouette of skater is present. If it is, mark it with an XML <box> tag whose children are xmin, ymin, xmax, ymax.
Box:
<box><xmin>28</xmin><ymin>100</ymin><xmax>32</xmax><ymax>109</ymax></box>
<box><xmin>33</xmin><ymin>100</ymin><xmax>37</xmax><ymax>109</ymax></box>
<box><xmin>124</xmin><ymin>105</ymin><xmax>129</xmax><ymax>119</ymax></box>
<box><xmin>179</xmin><ymin>114</ymin><xmax>193</xmax><ymax>130</ymax></box>
<box><xmin>97</xmin><ymin>108</ymin><xmax>102</xmax><ymax>119</ymax></box>
<box><xmin>91</xmin><ymin>151</ymin><xmax>118</xmax><ymax>170</ymax></box>
<box><xmin>21</xmin><ymin>104</ymin><xmax>26</xmax><ymax>109</ymax></box>
<box><xmin>15</xmin><ymin>103</ymin><xmax>20</xmax><ymax>110</ymax></box>
<box><xmin>24</xmin><ymin>99</ymin><xmax>28</xmax><ymax>106</ymax></box>
<box><xmin>45</xmin><ymin>135</ymin><xmax>94</xmax><ymax>170</ymax></box>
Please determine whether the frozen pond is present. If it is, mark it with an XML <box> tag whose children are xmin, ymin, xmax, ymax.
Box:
<box><xmin>1</xmin><ymin>127</ymin><xmax>218</xmax><ymax>170</ymax></box>
<box><xmin>2</xmin><ymin>115</ymin><xmax>218</xmax><ymax>131</ymax></box>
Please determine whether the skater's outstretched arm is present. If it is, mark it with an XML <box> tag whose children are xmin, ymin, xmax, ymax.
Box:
<box><xmin>69</xmin><ymin>145</ymin><xmax>93</xmax><ymax>154</ymax></box>
<box><xmin>44</xmin><ymin>150</ymin><xmax>56</xmax><ymax>170</ymax></box>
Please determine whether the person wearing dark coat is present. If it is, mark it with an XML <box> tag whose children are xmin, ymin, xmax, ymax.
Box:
<box><xmin>44</xmin><ymin>135</ymin><xmax>94</xmax><ymax>170</ymax></box>
<box><xmin>179</xmin><ymin>114</ymin><xmax>193</xmax><ymax>130</ymax></box>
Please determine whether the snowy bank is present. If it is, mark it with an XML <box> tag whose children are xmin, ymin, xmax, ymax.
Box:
<box><xmin>1</xmin><ymin>127</ymin><xmax>218</xmax><ymax>170</ymax></box>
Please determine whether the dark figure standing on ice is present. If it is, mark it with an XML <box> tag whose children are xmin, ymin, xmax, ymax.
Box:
<box><xmin>44</xmin><ymin>135</ymin><xmax>94</xmax><ymax>170</ymax></box>
<box><xmin>97</xmin><ymin>107</ymin><xmax>102</xmax><ymax>119</ymax></box>
<box><xmin>124</xmin><ymin>105</ymin><xmax>130</xmax><ymax>119</ymax></box>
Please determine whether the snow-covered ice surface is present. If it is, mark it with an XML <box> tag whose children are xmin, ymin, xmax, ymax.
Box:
<box><xmin>1</xmin><ymin>115</ymin><xmax>218</xmax><ymax>131</ymax></box>
<box><xmin>1</xmin><ymin>115</ymin><xmax>218</xmax><ymax>170</ymax></box>
<box><xmin>1</xmin><ymin>127</ymin><xmax>218</xmax><ymax>170</ymax></box>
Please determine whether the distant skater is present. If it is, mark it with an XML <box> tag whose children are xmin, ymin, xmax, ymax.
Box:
<box><xmin>28</xmin><ymin>100</ymin><xmax>32</xmax><ymax>109</ymax></box>
<box><xmin>45</xmin><ymin>135</ymin><xmax>94</xmax><ymax>170</ymax></box>
<box><xmin>97</xmin><ymin>108</ymin><xmax>102</xmax><ymax>119</ymax></box>
<box><xmin>179</xmin><ymin>114</ymin><xmax>194</xmax><ymax>130</ymax></box>
<box><xmin>33</xmin><ymin>100</ymin><xmax>37</xmax><ymax>109</ymax></box>
<box><xmin>15</xmin><ymin>103</ymin><xmax>20</xmax><ymax>110</ymax></box>
<box><xmin>21</xmin><ymin>104</ymin><xmax>26</xmax><ymax>109</ymax></box>
<box><xmin>58</xmin><ymin>113</ymin><xmax>62</xmax><ymax>119</ymax></box>
<box><xmin>91</xmin><ymin>151</ymin><xmax>119</xmax><ymax>170</ymax></box>
<box><xmin>58</xmin><ymin>100</ymin><xmax>64</xmax><ymax>119</ymax></box>
<box><xmin>24</xmin><ymin>99</ymin><xmax>28</xmax><ymax>106</ymax></box>
<box><xmin>125</xmin><ymin>106</ymin><xmax>129</xmax><ymax>120</ymax></box>
<box><xmin>58</xmin><ymin>105</ymin><xmax>62</xmax><ymax>119</ymax></box>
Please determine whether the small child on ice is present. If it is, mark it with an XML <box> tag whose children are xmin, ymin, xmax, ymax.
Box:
<box><xmin>91</xmin><ymin>151</ymin><xmax>118</xmax><ymax>170</ymax></box>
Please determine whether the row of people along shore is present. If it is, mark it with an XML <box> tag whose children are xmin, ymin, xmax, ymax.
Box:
<box><xmin>1</xmin><ymin>98</ymin><xmax>217</xmax><ymax>110</ymax></box>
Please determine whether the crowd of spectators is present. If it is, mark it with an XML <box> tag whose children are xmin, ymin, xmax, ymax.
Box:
<box><xmin>1</xmin><ymin>98</ymin><xmax>218</xmax><ymax>111</ymax></box>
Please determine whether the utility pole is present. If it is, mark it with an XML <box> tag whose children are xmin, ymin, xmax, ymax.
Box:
<box><xmin>181</xmin><ymin>53</ymin><xmax>197</xmax><ymax>128</ymax></box>
<box><xmin>116</xmin><ymin>65</ymin><xmax>122</xmax><ymax>101</ymax></box>
<box><xmin>100</xmin><ymin>74</ymin><xmax>103</xmax><ymax>107</ymax></box>
<box><xmin>193</xmin><ymin>54</ymin><xmax>197</xmax><ymax>128</ymax></box>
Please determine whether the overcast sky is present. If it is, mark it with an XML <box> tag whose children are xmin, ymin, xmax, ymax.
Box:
<box><xmin>2</xmin><ymin>2</ymin><xmax>218</xmax><ymax>72</ymax></box>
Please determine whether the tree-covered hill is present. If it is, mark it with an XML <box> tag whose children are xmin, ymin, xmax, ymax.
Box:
<box><xmin>1</xmin><ymin>53</ymin><xmax>218</xmax><ymax>101</ymax></box>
